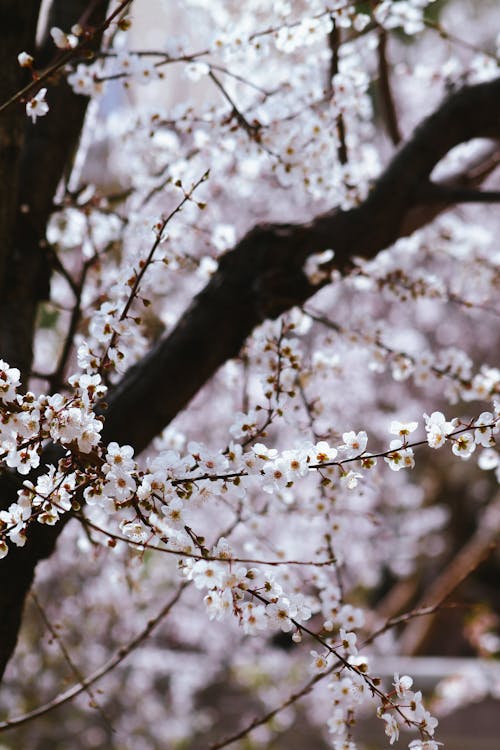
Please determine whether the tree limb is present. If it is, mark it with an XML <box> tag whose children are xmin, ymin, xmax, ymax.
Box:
<box><xmin>103</xmin><ymin>76</ymin><xmax>500</xmax><ymax>450</ymax></box>
<box><xmin>0</xmin><ymin>0</ymin><xmax>109</xmax><ymax>380</ymax></box>
<box><xmin>376</xmin><ymin>28</ymin><xmax>402</xmax><ymax>145</ymax></box>
<box><xmin>400</xmin><ymin>495</ymin><xmax>500</xmax><ymax>656</ymax></box>
<box><xmin>0</xmin><ymin>2</ymin><xmax>41</xmax><ymax>292</ymax></box>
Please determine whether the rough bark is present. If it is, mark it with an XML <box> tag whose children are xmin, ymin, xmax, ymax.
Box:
<box><xmin>0</xmin><ymin>0</ymin><xmax>108</xmax><ymax>379</ymax></box>
<box><xmin>1</xmin><ymin>67</ymin><xmax>500</xmax><ymax>678</ymax></box>
<box><xmin>0</xmin><ymin>454</ymin><xmax>67</xmax><ymax>682</ymax></box>
<box><xmin>0</xmin><ymin>2</ymin><xmax>41</xmax><ymax>292</ymax></box>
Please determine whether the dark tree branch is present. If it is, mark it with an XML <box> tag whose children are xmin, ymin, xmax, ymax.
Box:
<box><xmin>102</xmin><ymin>77</ymin><xmax>500</xmax><ymax>450</ymax></box>
<box><xmin>0</xmin><ymin>0</ymin><xmax>109</xmax><ymax>381</ymax></box>
<box><xmin>327</xmin><ymin>19</ymin><xmax>348</xmax><ymax>165</ymax></box>
<box><xmin>0</xmin><ymin>444</ymin><xmax>68</xmax><ymax>680</ymax></box>
<box><xmin>377</xmin><ymin>28</ymin><xmax>402</xmax><ymax>145</ymax></box>
<box><xmin>2</xmin><ymin>75</ymin><xmax>500</xmax><ymax>681</ymax></box>
<box><xmin>0</xmin><ymin>2</ymin><xmax>41</xmax><ymax>291</ymax></box>
<box><xmin>421</xmin><ymin>182</ymin><xmax>500</xmax><ymax>203</ymax></box>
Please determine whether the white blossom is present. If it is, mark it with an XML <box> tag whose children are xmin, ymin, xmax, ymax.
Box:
<box><xmin>25</xmin><ymin>87</ymin><xmax>49</xmax><ymax>123</ymax></box>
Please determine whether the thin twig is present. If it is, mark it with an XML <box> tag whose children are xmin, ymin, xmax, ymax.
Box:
<box><xmin>31</xmin><ymin>591</ymin><xmax>113</xmax><ymax>730</ymax></box>
<box><xmin>0</xmin><ymin>582</ymin><xmax>187</xmax><ymax>733</ymax></box>
<box><xmin>208</xmin><ymin>71</ymin><xmax>261</xmax><ymax>140</ymax></box>
<box><xmin>208</xmin><ymin>549</ymin><xmax>486</xmax><ymax>750</ymax></box>
<box><xmin>98</xmin><ymin>170</ymin><xmax>209</xmax><ymax>373</ymax></box>
<box><xmin>78</xmin><ymin>515</ymin><xmax>337</xmax><ymax>568</ymax></box>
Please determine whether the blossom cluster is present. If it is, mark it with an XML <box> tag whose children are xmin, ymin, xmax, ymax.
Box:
<box><xmin>1</xmin><ymin>348</ymin><xmax>498</xmax><ymax>570</ymax></box>
<box><xmin>4</xmin><ymin>1</ymin><xmax>500</xmax><ymax>747</ymax></box>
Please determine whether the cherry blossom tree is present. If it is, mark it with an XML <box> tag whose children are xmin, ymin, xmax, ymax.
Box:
<box><xmin>0</xmin><ymin>1</ymin><xmax>499</xmax><ymax>748</ymax></box>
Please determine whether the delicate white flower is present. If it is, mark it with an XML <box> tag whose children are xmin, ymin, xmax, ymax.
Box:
<box><xmin>426</xmin><ymin>424</ymin><xmax>447</xmax><ymax>449</ymax></box>
<box><xmin>374</xmin><ymin>0</ymin><xmax>426</xmax><ymax>34</ymax></box>
<box><xmin>89</xmin><ymin>301</ymin><xmax>118</xmax><ymax>344</ymax></box>
<box><xmin>26</xmin><ymin>88</ymin><xmax>49</xmax><ymax>123</ymax></box>
<box><xmin>229</xmin><ymin>409</ymin><xmax>259</xmax><ymax>439</ymax></box>
<box><xmin>393</xmin><ymin>673</ymin><xmax>413</xmax><ymax>698</ymax></box>
<box><xmin>197</xmin><ymin>256</ymin><xmax>218</xmax><ymax>278</ymax></box>
<box><xmin>262</xmin><ymin>573</ymin><xmax>283</xmax><ymax>598</ymax></box>
<box><xmin>51</xmin><ymin>407</ymin><xmax>103</xmax><ymax>453</ymax></box>
<box><xmin>83</xmin><ymin>483</ymin><xmax>104</xmax><ymax>507</ymax></box>
<box><xmin>50</xmin><ymin>26</ymin><xmax>78</xmax><ymax>49</ymax></box>
<box><xmin>290</xmin><ymin>592</ymin><xmax>312</xmax><ymax>622</ymax></box>
<box><xmin>104</xmin><ymin>471</ymin><xmax>136</xmax><ymax>502</ymax></box>
<box><xmin>204</xmin><ymin>588</ymin><xmax>232</xmax><ymax>621</ymax></box>
<box><xmin>337</xmin><ymin>604</ymin><xmax>365</xmax><ymax>630</ymax></box>
<box><xmin>341</xmin><ymin>431</ymin><xmax>368</xmax><ymax>456</ymax></box>
<box><xmin>390</xmin><ymin>420</ymin><xmax>418</xmax><ymax>437</ymax></box>
<box><xmin>76</xmin><ymin>420</ymin><xmax>103</xmax><ymax>452</ymax></box>
<box><xmin>474</xmin><ymin>412</ymin><xmax>496</xmax><ymax>448</ymax></box>
<box><xmin>251</xmin><ymin>442</ymin><xmax>278</xmax><ymax>463</ymax></box>
<box><xmin>189</xmin><ymin>559</ymin><xmax>223</xmax><ymax>590</ymax></box>
<box><xmin>240</xmin><ymin>601</ymin><xmax>268</xmax><ymax>634</ymax></box>
<box><xmin>6</xmin><ymin>445</ymin><xmax>40</xmax><ymax>475</ymax></box>
<box><xmin>419</xmin><ymin>708</ymin><xmax>439</xmax><ymax>736</ymax></box>
<box><xmin>261</xmin><ymin>459</ymin><xmax>290</xmax><ymax>493</ymax></box>
<box><xmin>18</xmin><ymin>52</ymin><xmax>34</xmax><ymax>67</ymax></box>
<box><xmin>424</xmin><ymin>411</ymin><xmax>454</xmax><ymax>449</ymax></box>
<box><xmin>280</xmin><ymin>448</ymin><xmax>309</xmax><ymax>479</ymax></box>
<box><xmin>115</xmin><ymin>52</ymin><xmax>137</xmax><ymax>75</ymax></box>
<box><xmin>220</xmin><ymin>565</ymin><xmax>248</xmax><ymax>592</ymax></box>
<box><xmin>339</xmin><ymin>628</ymin><xmax>358</xmax><ymax>655</ymax></box>
<box><xmin>360</xmin><ymin>453</ymin><xmax>377</xmax><ymax>469</ymax></box>
<box><xmin>77</xmin><ymin>342</ymin><xmax>99</xmax><ymax>372</ymax></box>
<box><xmin>478</xmin><ymin>449</ymin><xmax>499</xmax><ymax>471</ymax></box>
<box><xmin>310</xmin><ymin>649</ymin><xmax>329</xmax><ymax>673</ymax></box>
<box><xmin>119</xmin><ymin>520</ymin><xmax>149</xmax><ymax>543</ymax></box>
<box><xmin>406</xmin><ymin>689</ymin><xmax>425</xmax><ymax>722</ymax></box>
<box><xmin>304</xmin><ymin>249</ymin><xmax>334</xmax><ymax>284</ymax></box>
<box><xmin>14</xmin><ymin>408</ymin><xmax>40</xmax><ymax>438</ymax></box>
<box><xmin>314</xmin><ymin>440</ymin><xmax>338</xmax><ymax>463</ymax></box>
<box><xmin>212</xmin><ymin>537</ymin><xmax>233</xmax><ymax>560</ymax></box>
<box><xmin>0</xmin><ymin>495</ymin><xmax>31</xmax><ymax>546</ymax></box>
<box><xmin>68</xmin><ymin>64</ymin><xmax>103</xmax><ymax>96</ymax></box>
<box><xmin>188</xmin><ymin>440</ymin><xmax>227</xmax><ymax>473</ymax></box>
<box><xmin>330</xmin><ymin>675</ymin><xmax>359</xmax><ymax>704</ymax></box>
<box><xmin>327</xmin><ymin>708</ymin><xmax>347</xmax><ymax>736</ymax></box>
<box><xmin>380</xmin><ymin>712</ymin><xmax>399</xmax><ymax>744</ymax></box>
<box><xmin>340</xmin><ymin>469</ymin><xmax>363</xmax><ymax>489</ymax></box>
<box><xmin>384</xmin><ymin>440</ymin><xmax>415</xmax><ymax>471</ymax></box>
<box><xmin>69</xmin><ymin>373</ymin><xmax>106</xmax><ymax>406</ymax></box>
<box><xmin>408</xmin><ymin>741</ymin><xmax>443</xmax><ymax>750</ymax></box>
<box><xmin>266</xmin><ymin>597</ymin><xmax>296</xmax><ymax>632</ymax></box>
<box><xmin>104</xmin><ymin>442</ymin><xmax>135</xmax><ymax>475</ymax></box>
<box><xmin>211</xmin><ymin>223</ymin><xmax>236</xmax><ymax>251</ymax></box>
<box><xmin>467</xmin><ymin>367</ymin><xmax>500</xmax><ymax>401</ymax></box>
<box><xmin>451</xmin><ymin>432</ymin><xmax>475</xmax><ymax>459</ymax></box>
<box><xmin>160</xmin><ymin>497</ymin><xmax>184</xmax><ymax>528</ymax></box>
<box><xmin>391</xmin><ymin>355</ymin><xmax>414</xmax><ymax>381</ymax></box>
